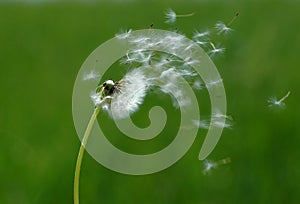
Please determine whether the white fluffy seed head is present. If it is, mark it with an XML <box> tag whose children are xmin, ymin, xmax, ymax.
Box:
<box><xmin>109</xmin><ymin>69</ymin><xmax>148</xmax><ymax>119</ymax></box>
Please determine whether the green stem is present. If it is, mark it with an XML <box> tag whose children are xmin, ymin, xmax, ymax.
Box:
<box><xmin>74</xmin><ymin>107</ymin><xmax>101</xmax><ymax>204</ymax></box>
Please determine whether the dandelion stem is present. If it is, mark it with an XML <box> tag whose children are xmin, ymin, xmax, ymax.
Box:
<box><xmin>74</xmin><ymin>106</ymin><xmax>101</xmax><ymax>204</ymax></box>
<box><xmin>177</xmin><ymin>12</ymin><xmax>195</xmax><ymax>17</ymax></box>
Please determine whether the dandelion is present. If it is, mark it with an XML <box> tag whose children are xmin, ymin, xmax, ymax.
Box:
<box><xmin>268</xmin><ymin>91</ymin><xmax>291</xmax><ymax>109</ymax></box>
<box><xmin>75</xmin><ymin>12</ymin><xmax>239</xmax><ymax>202</ymax></box>
<box><xmin>165</xmin><ymin>8</ymin><xmax>195</xmax><ymax>24</ymax></box>
<box><xmin>203</xmin><ymin>157</ymin><xmax>231</xmax><ymax>175</ymax></box>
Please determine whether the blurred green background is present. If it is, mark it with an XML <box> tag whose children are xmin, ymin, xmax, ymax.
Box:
<box><xmin>1</xmin><ymin>0</ymin><xmax>300</xmax><ymax>203</ymax></box>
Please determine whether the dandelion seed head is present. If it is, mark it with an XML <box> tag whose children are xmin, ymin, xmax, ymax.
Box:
<box><xmin>109</xmin><ymin>69</ymin><xmax>148</xmax><ymax>119</ymax></box>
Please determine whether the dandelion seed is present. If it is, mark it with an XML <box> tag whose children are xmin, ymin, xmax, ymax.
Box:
<box><xmin>215</xmin><ymin>21</ymin><xmax>233</xmax><ymax>35</ymax></box>
<box><xmin>193</xmin><ymin>30</ymin><xmax>210</xmax><ymax>47</ymax></box>
<box><xmin>203</xmin><ymin>157</ymin><xmax>231</xmax><ymax>175</ymax></box>
<box><xmin>193</xmin><ymin>30</ymin><xmax>210</xmax><ymax>39</ymax></box>
<box><xmin>211</xmin><ymin>109</ymin><xmax>233</xmax><ymax>129</ymax></box>
<box><xmin>206</xmin><ymin>78</ymin><xmax>223</xmax><ymax>89</ymax></box>
<box><xmin>211</xmin><ymin>120</ymin><xmax>232</xmax><ymax>129</ymax></box>
<box><xmin>212</xmin><ymin>109</ymin><xmax>233</xmax><ymax>120</ymax></box>
<box><xmin>183</xmin><ymin>43</ymin><xmax>197</xmax><ymax>52</ymax></box>
<box><xmin>183</xmin><ymin>56</ymin><xmax>199</xmax><ymax>67</ymax></box>
<box><xmin>165</xmin><ymin>8</ymin><xmax>195</xmax><ymax>24</ymax></box>
<box><xmin>193</xmin><ymin>119</ymin><xmax>209</xmax><ymax>129</ymax></box>
<box><xmin>268</xmin><ymin>91</ymin><xmax>290</xmax><ymax>109</ymax></box>
<box><xmin>115</xmin><ymin>29</ymin><xmax>132</xmax><ymax>39</ymax></box>
<box><xmin>83</xmin><ymin>70</ymin><xmax>100</xmax><ymax>81</ymax></box>
<box><xmin>215</xmin><ymin>12</ymin><xmax>239</xmax><ymax>35</ymax></box>
<box><xmin>120</xmin><ymin>53</ymin><xmax>136</xmax><ymax>64</ymax></box>
<box><xmin>193</xmin><ymin>117</ymin><xmax>232</xmax><ymax>130</ymax></box>
<box><xmin>203</xmin><ymin>160</ymin><xmax>217</xmax><ymax>174</ymax></box>
<box><xmin>194</xmin><ymin>39</ymin><xmax>209</xmax><ymax>47</ymax></box>
<box><xmin>208</xmin><ymin>42</ymin><xmax>225</xmax><ymax>57</ymax></box>
<box><xmin>193</xmin><ymin>109</ymin><xmax>233</xmax><ymax>130</ymax></box>
<box><xmin>192</xmin><ymin>79</ymin><xmax>204</xmax><ymax>90</ymax></box>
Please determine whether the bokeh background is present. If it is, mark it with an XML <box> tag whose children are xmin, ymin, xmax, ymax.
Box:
<box><xmin>1</xmin><ymin>0</ymin><xmax>300</xmax><ymax>203</ymax></box>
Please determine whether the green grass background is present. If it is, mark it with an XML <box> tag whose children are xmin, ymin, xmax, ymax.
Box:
<box><xmin>1</xmin><ymin>0</ymin><xmax>300</xmax><ymax>203</ymax></box>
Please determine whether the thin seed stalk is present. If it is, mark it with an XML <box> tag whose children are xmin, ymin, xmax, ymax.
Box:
<box><xmin>177</xmin><ymin>12</ymin><xmax>195</xmax><ymax>17</ymax></box>
<box><xmin>74</xmin><ymin>106</ymin><xmax>101</xmax><ymax>204</ymax></box>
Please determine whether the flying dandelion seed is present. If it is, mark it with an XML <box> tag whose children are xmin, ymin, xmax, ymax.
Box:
<box><xmin>193</xmin><ymin>30</ymin><xmax>210</xmax><ymax>39</ymax></box>
<box><xmin>165</xmin><ymin>8</ymin><xmax>195</xmax><ymax>24</ymax></box>
<box><xmin>192</xmin><ymin>79</ymin><xmax>204</xmax><ymax>90</ymax></box>
<box><xmin>203</xmin><ymin>157</ymin><xmax>231</xmax><ymax>175</ymax></box>
<box><xmin>194</xmin><ymin>117</ymin><xmax>232</xmax><ymax>130</ymax></box>
<box><xmin>193</xmin><ymin>109</ymin><xmax>233</xmax><ymax>130</ymax></box>
<box><xmin>83</xmin><ymin>70</ymin><xmax>100</xmax><ymax>81</ymax></box>
<box><xmin>208</xmin><ymin>42</ymin><xmax>225</xmax><ymax>57</ymax></box>
<box><xmin>268</xmin><ymin>91</ymin><xmax>291</xmax><ymax>109</ymax></box>
<box><xmin>206</xmin><ymin>78</ymin><xmax>223</xmax><ymax>89</ymax></box>
<box><xmin>215</xmin><ymin>12</ymin><xmax>239</xmax><ymax>35</ymax></box>
<box><xmin>192</xmin><ymin>30</ymin><xmax>210</xmax><ymax>47</ymax></box>
<box><xmin>215</xmin><ymin>21</ymin><xmax>233</xmax><ymax>35</ymax></box>
<box><xmin>193</xmin><ymin>119</ymin><xmax>210</xmax><ymax>130</ymax></box>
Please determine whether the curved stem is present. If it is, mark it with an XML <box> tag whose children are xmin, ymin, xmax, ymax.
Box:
<box><xmin>74</xmin><ymin>107</ymin><xmax>101</xmax><ymax>204</ymax></box>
